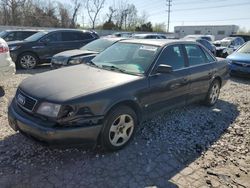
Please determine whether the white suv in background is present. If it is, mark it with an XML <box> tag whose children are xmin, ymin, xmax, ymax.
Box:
<box><xmin>0</xmin><ymin>38</ymin><xmax>15</xmax><ymax>85</ymax></box>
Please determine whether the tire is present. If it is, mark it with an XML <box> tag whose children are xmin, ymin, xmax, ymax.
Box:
<box><xmin>17</xmin><ymin>52</ymin><xmax>39</xmax><ymax>69</ymax></box>
<box><xmin>204</xmin><ymin>79</ymin><xmax>221</xmax><ymax>106</ymax></box>
<box><xmin>101</xmin><ymin>106</ymin><xmax>137</xmax><ymax>151</ymax></box>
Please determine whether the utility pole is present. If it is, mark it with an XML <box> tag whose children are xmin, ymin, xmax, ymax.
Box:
<box><xmin>166</xmin><ymin>0</ymin><xmax>172</xmax><ymax>33</ymax></box>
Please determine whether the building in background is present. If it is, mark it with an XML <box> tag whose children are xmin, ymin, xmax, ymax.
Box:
<box><xmin>174</xmin><ymin>25</ymin><xmax>239</xmax><ymax>40</ymax></box>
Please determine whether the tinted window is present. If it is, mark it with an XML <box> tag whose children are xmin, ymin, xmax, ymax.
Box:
<box><xmin>185</xmin><ymin>44</ymin><xmax>208</xmax><ymax>66</ymax></box>
<box><xmin>42</xmin><ymin>32</ymin><xmax>62</xmax><ymax>42</ymax></box>
<box><xmin>81</xmin><ymin>33</ymin><xmax>94</xmax><ymax>40</ymax></box>
<box><xmin>4</xmin><ymin>32</ymin><xmax>15</xmax><ymax>41</ymax></box>
<box><xmin>157</xmin><ymin>45</ymin><xmax>185</xmax><ymax>70</ymax></box>
<box><xmin>25</xmin><ymin>31</ymin><xmax>48</xmax><ymax>42</ymax></box>
<box><xmin>62</xmin><ymin>32</ymin><xmax>93</xmax><ymax>41</ymax></box>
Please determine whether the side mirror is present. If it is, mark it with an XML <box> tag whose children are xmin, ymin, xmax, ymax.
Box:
<box><xmin>156</xmin><ymin>64</ymin><xmax>173</xmax><ymax>74</ymax></box>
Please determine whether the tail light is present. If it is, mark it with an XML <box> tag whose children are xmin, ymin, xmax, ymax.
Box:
<box><xmin>0</xmin><ymin>45</ymin><xmax>9</xmax><ymax>53</ymax></box>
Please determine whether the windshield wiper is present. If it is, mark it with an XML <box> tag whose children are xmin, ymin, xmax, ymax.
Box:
<box><xmin>101</xmin><ymin>65</ymin><xmax>126</xmax><ymax>73</ymax></box>
<box><xmin>86</xmin><ymin>60</ymin><xmax>98</xmax><ymax>67</ymax></box>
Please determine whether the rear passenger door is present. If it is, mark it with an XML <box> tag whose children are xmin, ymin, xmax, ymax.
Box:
<box><xmin>61</xmin><ymin>31</ymin><xmax>95</xmax><ymax>51</ymax></box>
<box><xmin>146</xmin><ymin>44</ymin><xmax>190</xmax><ymax>114</ymax></box>
<box><xmin>184</xmin><ymin>44</ymin><xmax>216</xmax><ymax>104</ymax></box>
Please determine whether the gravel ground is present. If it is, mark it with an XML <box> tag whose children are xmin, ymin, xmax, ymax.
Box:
<box><xmin>0</xmin><ymin>67</ymin><xmax>249</xmax><ymax>188</ymax></box>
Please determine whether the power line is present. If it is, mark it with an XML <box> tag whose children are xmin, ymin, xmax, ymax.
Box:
<box><xmin>174</xmin><ymin>2</ymin><xmax>250</xmax><ymax>12</ymax></box>
<box><xmin>148</xmin><ymin>1</ymin><xmax>250</xmax><ymax>17</ymax></box>
<box><xmin>171</xmin><ymin>17</ymin><xmax>250</xmax><ymax>23</ymax></box>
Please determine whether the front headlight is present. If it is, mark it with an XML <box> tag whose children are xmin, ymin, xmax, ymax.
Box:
<box><xmin>36</xmin><ymin>102</ymin><xmax>61</xmax><ymax>118</ymax></box>
<box><xmin>68</xmin><ymin>58</ymin><xmax>82</xmax><ymax>65</ymax></box>
<box><xmin>9</xmin><ymin>46</ymin><xmax>21</xmax><ymax>51</ymax></box>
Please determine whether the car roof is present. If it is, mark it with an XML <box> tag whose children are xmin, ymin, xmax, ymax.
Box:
<box><xmin>101</xmin><ymin>37</ymin><xmax>126</xmax><ymax>42</ymax></box>
<box><xmin>133</xmin><ymin>33</ymin><xmax>162</xmax><ymax>36</ymax></box>
<box><xmin>45</xmin><ymin>29</ymin><xmax>93</xmax><ymax>33</ymax></box>
<box><xmin>4</xmin><ymin>29</ymin><xmax>40</xmax><ymax>32</ymax></box>
<box><xmin>120</xmin><ymin>39</ymin><xmax>198</xmax><ymax>47</ymax></box>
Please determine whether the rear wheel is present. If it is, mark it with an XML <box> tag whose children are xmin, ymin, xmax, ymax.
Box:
<box><xmin>101</xmin><ymin>106</ymin><xmax>137</xmax><ymax>151</ymax></box>
<box><xmin>17</xmin><ymin>53</ymin><xmax>38</xmax><ymax>69</ymax></box>
<box><xmin>204</xmin><ymin>79</ymin><xmax>221</xmax><ymax>106</ymax></box>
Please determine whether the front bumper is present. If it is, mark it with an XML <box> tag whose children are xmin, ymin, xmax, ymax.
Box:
<box><xmin>8</xmin><ymin>101</ymin><xmax>103</xmax><ymax>146</ymax></box>
<box><xmin>229</xmin><ymin>63</ymin><xmax>250</xmax><ymax>77</ymax></box>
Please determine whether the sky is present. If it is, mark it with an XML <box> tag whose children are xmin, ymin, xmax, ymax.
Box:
<box><xmin>62</xmin><ymin>0</ymin><xmax>250</xmax><ymax>32</ymax></box>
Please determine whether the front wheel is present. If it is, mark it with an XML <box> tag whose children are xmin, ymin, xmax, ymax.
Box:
<box><xmin>204</xmin><ymin>79</ymin><xmax>221</xmax><ymax>106</ymax></box>
<box><xmin>101</xmin><ymin>106</ymin><xmax>137</xmax><ymax>151</ymax></box>
<box><xmin>17</xmin><ymin>53</ymin><xmax>38</xmax><ymax>69</ymax></box>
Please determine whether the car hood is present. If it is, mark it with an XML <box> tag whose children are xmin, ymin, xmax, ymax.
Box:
<box><xmin>227</xmin><ymin>52</ymin><xmax>250</xmax><ymax>63</ymax></box>
<box><xmin>19</xmin><ymin>64</ymin><xmax>142</xmax><ymax>102</ymax></box>
<box><xmin>53</xmin><ymin>49</ymin><xmax>98</xmax><ymax>59</ymax></box>
<box><xmin>7</xmin><ymin>40</ymin><xmax>28</xmax><ymax>46</ymax></box>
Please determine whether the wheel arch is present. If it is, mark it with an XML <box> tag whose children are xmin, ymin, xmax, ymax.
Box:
<box><xmin>17</xmin><ymin>51</ymin><xmax>40</xmax><ymax>62</ymax></box>
<box><xmin>105</xmin><ymin>100</ymin><xmax>143</xmax><ymax>123</ymax></box>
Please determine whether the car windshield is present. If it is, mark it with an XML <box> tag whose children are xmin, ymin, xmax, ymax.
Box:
<box><xmin>237</xmin><ymin>42</ymin><xmax>250</xmax><ymax>53</ymax></box>
<box><xmin>0</xmin><ymin>31</ymin><xmax>7</xmax><ymax>38</ymax></box>
<box><xmin>81</xmin><ymin>38</ymin><xmax>116</xmax><ymax>53</ymax></box>
<box><xmin>24</xmin><ymin>31</ymin><xmax>48</xmax><ymax>42</ymax></box>
<box><xmin>91</xmin><ymin>42</ymin><xmax>160</xmax><ymax>75</ymax></box>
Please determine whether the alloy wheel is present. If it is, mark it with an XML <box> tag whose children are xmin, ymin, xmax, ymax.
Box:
<box><xmin>109</xmin><ymin>114</ymin><xmax>134</xmax><ymax>147</ymax></box>
<box><xmin>209</xmin><ymin>82</ymin><xmax>220</xmax><ymax>105</ymax></box>
<box><xmin>20</xmin><ymin>55</ymin><xmax>37</xmax><ymax>69</ymax></box>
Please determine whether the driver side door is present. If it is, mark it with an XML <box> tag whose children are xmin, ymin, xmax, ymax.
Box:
<box><xmin>144</xmin><ymin>44</ymin><xmax>190</xmax><ymax>115</ymax></box>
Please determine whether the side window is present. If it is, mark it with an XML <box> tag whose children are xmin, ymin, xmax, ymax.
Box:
<box><xmin>42</xmin><ymin>32</ymin><xmax>62</xmax><ymax>43</ymax></box>
<box><xmin>201</xmin><ymin>46</ymin><xmax>216</xmax><ymax>63</ymax></box>
<box><xmin>62</xmin><ymin>32</ymin><xmax>78</xmax><ymax>41</ymax></box>
<box><xmin>5</xmin><ymin>32</ymin><xmax>15</xmax><ymax>41</ymax></box>
<box><xmin>157</xmin><ymin>45</ymin><xmax>185</xmax><ymax>70</ymax></box>
<box><xmin>81</xmin><ymin>33</ymin><xmax>94</xmax><ymax>40</ymax></box>
<box><xmin>185</xmin><ymin>44</ymin><xmax>208</xmax><ymax>66</ymax></box>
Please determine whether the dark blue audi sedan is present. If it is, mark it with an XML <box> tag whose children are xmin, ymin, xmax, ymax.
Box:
<box><xmin>227</xmin><ymin>41</ymin><xmax>250</xmax><ymax>77</ymax></box>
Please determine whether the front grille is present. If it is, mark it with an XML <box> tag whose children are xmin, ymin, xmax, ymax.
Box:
<box><xmin>16</xmin><ymin>90</ymin><xmax>37</xmax><ymax>112</ymax></box>
<box><xmin>233</xmin><ymin>61</ymin><xmax>250</xmax><ymax>67</ymax></box>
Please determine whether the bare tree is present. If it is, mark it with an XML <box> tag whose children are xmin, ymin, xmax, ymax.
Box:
<box><xmin>1</xmin><ymin>0</ymin><xmax>26</xmax><ymax>25</ymax></box>
<box><xmin>70</xmin><ymin>0</ymin><xmax>81</xmax><ymax>28</ymax></box>
<box><xmin>58</xmin><ymin>2</ymin><xmax>71</xmax><ymax>27</ymax></box>
<box><xmin>106</xmin><ymin>6</ymin><xmax>116</xmax><ymax>22</ymax></box>
<box><xmin>86</xmin><ymin>0</ymin><xmax>105</xmax><ymax>29</ymax></box>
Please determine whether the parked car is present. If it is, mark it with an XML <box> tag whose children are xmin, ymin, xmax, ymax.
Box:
<box><xmin>184</xmin><ymin>38</ymin><xmax>216</xmax><ymax>55</ymax></box>
<box><xmin>8</xmin><ymin>29</ymin><xmax>99</xmax><ymax>69</ymax></box>
<box><xmin>213</xmin><ymin>37</ymin><xmax>245</xmax><ymax>58</ymax></box>
<box><xmin>51</xmin><ymin>37</ymin><xmax>125</xmax><ymax>68</ymax></box>
<box><xmin>230</xmin><ymin>34</ymin><xmax>250</xmax><ymax>42</ymax></box>
<box><xmin>8</xmin><ymin>39</ymin><xmax>229</xmax><ymax>151</ymax></box>
<box><xmin>0</xmin><ymin>38</ymin><xmax>15</xmax><ymax>84</ymax></box>
<box><xmin>0</xmin><ymin>30</ymin><xmax>39</xmax><ymax>42</ymax></box>
<box><xmin>183</xmin><ymin>35</ymin><xmax>215</xmax><ymax>42</ymax></box>
<box><xmin>227</xmin><ymin>41</ymin><xmax>250</xmax><ymax>77</ymax></box>
<box><xmin>113</xmin><ymin>32</ymin><xmax>133</xmax><ymax>38</ymax></box>
<box><xmin>132</xmin><ymin>33</ymin><xmax>166</xmax><ymax>39</ymax></box>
